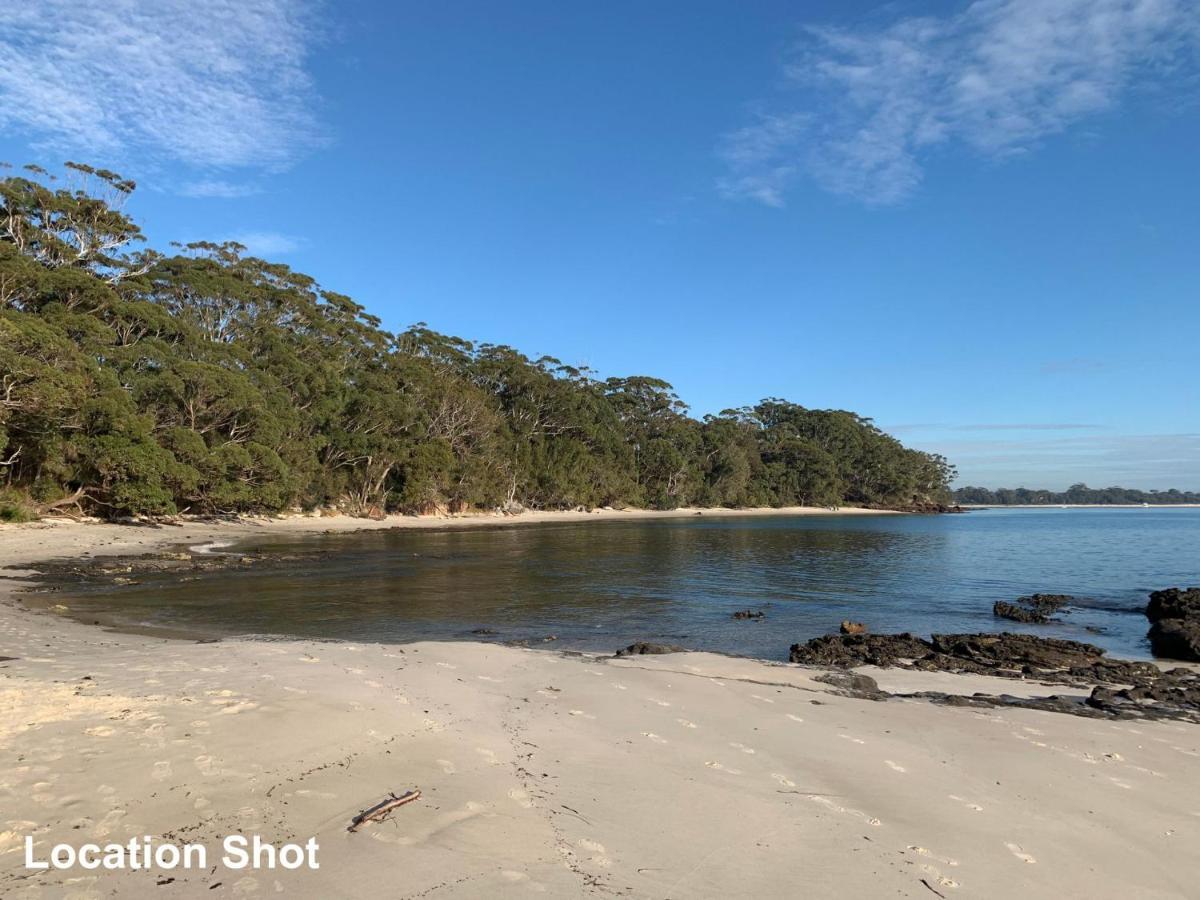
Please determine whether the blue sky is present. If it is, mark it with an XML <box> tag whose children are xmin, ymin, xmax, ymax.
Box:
<box><xmin>1</xmin><ymin>0</ymin><xmax>1197</xmax><ymax>489</ymax></box>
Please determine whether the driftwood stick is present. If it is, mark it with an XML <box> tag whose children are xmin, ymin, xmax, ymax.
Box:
<box><xmin>347</xmin><ymin>790</ymin><xmax>421</xmax><ymax>832</ymax></box>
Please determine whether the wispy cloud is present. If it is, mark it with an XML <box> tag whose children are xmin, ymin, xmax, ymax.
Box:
<box><xmin>229</xmin><ymin>231</ymin><xmax>304</xmax><ymax>257</ymax></box>
<box><xmin>721</xmin><ymin>0</ymin><xmax>1200</xmax><ymax>206</ymax></box>
<box><xmin>179</xmin><ymin>180</ymin><xmax>264</xmax><ymax>200</ymax></box>
<box><xmin>952</xmin><ymin>423</ymin><xmax>1104</xmax><ymax>432</ymax></box>
<box><xmin>912</xmin><ymin>432</ymin><xmax>1200</xmax><ymax>489</ymax></box>
<box><xmin>0</xmin><ymin>0</ymin><xmax>324</xmax><ymax>172</ymax></box>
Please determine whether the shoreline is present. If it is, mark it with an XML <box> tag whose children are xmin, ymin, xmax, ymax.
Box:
<box><xmin>3</xmin><ymin>510</ymin><xmax>1200</xmax><ymax>897</ymax></box>
<box><xmin>0</xmin><ymin>504</ymin><xmax>899</xmax><ymax>572</ymax></box>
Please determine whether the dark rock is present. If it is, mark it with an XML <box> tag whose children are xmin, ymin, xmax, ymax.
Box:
<box><xmin>839</xmin><ymin>620</ymin><xmax>867</xmax><ymax>635</ymax></box>
<box><xmin>929</xmin><ymin>632</ymin><xmax>1106</xmax><ymax>670</ymax></box>
<box><xmin>814</xmin><ymin>670</ymin><xmax>885</xmax><ymax>699</ymax></box>
<box><xmin>732</xmin><ymin>610</ymin><xmax>765</xmax><ymax>620</ymax></box>
<box><xmin>615</xmin><ymin>642</ymin><xmax>686</xmax><ymax>657</ymax></box>
<box><xmin>1147</xmin><ymin>619</ymin><xmax>1200</xmax><ymax>662</ymax></box>
<box><xmin>789</xmin><ymin>633</ymin><xmax>932</xmax><ymax>667</ymax></box>
<box><xmin>1085</xmin><ymin>669</ymin><xmax>1200</xmax><ymax>722</ymax></box>
<box><xmin>470</xmin><ymin>628</ymin><xmax>499</xmax><ymax>635</ymax></box>
<box><xmin>1146</xmin><ymin>587</ymin><xmax>1200</xmax><ymax>623</ymax></box>
<box><xmin>1020</xmin><ymin>594</ymin><xmax>1073</xmax><ymax>613</ymax></box>
<box><xmin>992</xmin><ymin>594</ymin><xmax>1072</xmax><ymax>624</ymax></box>
<box><xmin>992</xmin><ymin>601</ymin><xmax>1049</xmax><ymax>624</ymax></box>
<box><xmin>791</xmin><ymin>630</ymin><xmax>1160</xmax><ymax>685</ymax></box>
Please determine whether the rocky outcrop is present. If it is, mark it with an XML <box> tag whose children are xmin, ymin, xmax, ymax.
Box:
<box><xmin>1146</xmin><ymin>587</ymin><xmax>1200</xmax><ymax>623</ymax></box>
<box><xmin>789</xmin><ymin>633</ymin><xmax>932</xmax><ymax>667</ymax></box>
<box><xmin>1147</xmin><ymin>619</ymin><xmax>1200</xmax><ymax>662</ymax></box>
<box><xmin>1144</xmin><ymin>587</ymin><xmax>1200</xmax><ymax>662</ymax></box>
<box><xmin>794</xmin><ymin>630</ymin><xmax>1200</xmax><ymax>724</ymax></box>
<box><xmin>992</xmin><ymin>593</ymin><xmax>1072</xmax><ymax>624</ymax></box>
<box><xmin>732</xmin><ymin>610</ymin><xmax>765</xmax><ymax>621</ymax></box>
<box><xmin>789</xmin><ymin>630</ymin><xmax>1160</xmax><ymax>685</ymax></box>
<box><xmin>615</xmin><ymin>642</ymin><xmax>686</xmax><ymax>657</ymax></box>
<box><xmin>1088</xmin><ymin>668</ymin><xmax>1200</xmax><ymax>721</ymax></box>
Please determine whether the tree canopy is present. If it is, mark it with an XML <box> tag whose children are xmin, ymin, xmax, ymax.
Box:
<box><xmin>954</xmin><ymin>484</ymin><xmax>1200</xmax><ymax>505</ymax></box>
<box><xmin>0</xmin><ymin>163</ymin><xmax>956</xmax><ymax>520</ymax></box>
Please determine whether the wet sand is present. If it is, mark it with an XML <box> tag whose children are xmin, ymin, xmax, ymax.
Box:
<box><xmin>2</xmin><ymin>513</ymin><xmax>1198</xmax><ymax>898</ymax></box>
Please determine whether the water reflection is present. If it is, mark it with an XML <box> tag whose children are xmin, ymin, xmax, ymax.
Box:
<box><xmin>55</xmin><ymin>509</ymin><xmax>1200</xmax><ymax>660</ymax></box>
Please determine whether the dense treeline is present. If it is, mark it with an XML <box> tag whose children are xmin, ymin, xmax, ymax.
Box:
<box><xmin>0</xmin><ymin>163</ymin><xmax>955</xmax><ymax>521</ymax></box>
<box><xmin>954</xmin><ymin>484</ymin><xmax>1200</xmax><ymax>505</ymax></box>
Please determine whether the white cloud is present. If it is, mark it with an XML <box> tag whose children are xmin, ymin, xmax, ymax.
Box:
<box><xmin>229</xmin><ymin>231</ymin><xmax>304</xmax><ymax>257</ymax></box>
<box><xmin>178</xmin><ymin>180</ymin><xmax>263</xmax><ymax>200</ymax></box>
<box><xmin>0</xmin><ymin>0</ymin><xmax>323</xmax><ymax>171</ymax></box>
<box><xmin>721</xmin><ymin>0</ymin><xmax>1200</xmax><ymax>205</ymax></box>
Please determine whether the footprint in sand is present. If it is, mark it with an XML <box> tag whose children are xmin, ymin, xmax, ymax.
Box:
<box><xmin>785</xmin><ymin>713</ymin><xmax>805</xmax><ymax>723</ymax></box>
<box><xmin>705</xmin><ymin>761</ymin><xmax>742</xmax><ymax>775</ymax></box>
<box><xmin>435</xmin><ymin>662</ymin><xmax>457</xmax><ymax>670</ymax></box>
<box><xmin>647</xmin><ymin>697</ymin><xmax>671</xmax><ymax>707</ymax></box>
<box><xmin>676</xmin><ymin>718</ymin><xmax>698</xmax><ymax>729</ymax></box>
<box><xmin>508</xmin><ymin>788</ymin><xmax>534</xmax><ymax>808</ymax></box>
<box><xmin>612</xmin><ymin>683</ymin><xmax>628</xmax><ymax>691</ymax></box>
<box><xmin>217</xmin><ymin>700</ymin><xmax>259</xmax><ymax>715</ymax></box>
<box><xmin>231</xmin><ymin>875</ymin><xmax>259</xmax><ymax>895</ymax></box>
<box><xmin>477</xmin><ymin>675</ymin><xmax>501</xmax><ymax>683</ymax></box>
<box><xmin>807</xmin><ymin>795</ymin><xmax>881</xmax><ymax>826</ymax></box>
<box><xmin>908</xmin><ymin>846</ymin><xmax>960</xmax><ymax>867</ymax></box>
<box><xmin>436</xmin><ymin>759</ymin><xmax>457</xmax><ymax>774</ymax></box>
<box><xmin>476</xmin><ymin>747</ymin><xmax>503</xmax><ymax>766</ymax></box>
<box><xmin>569</xmin><ymin>710</ymin><xmax>596</xmax><ymax>719</ymax></box>
<box><xmin>885</xmin><ymin>760</ymin><xmax>907</xmax><ymax>773</ymax></box>
<box><xmin>194</xmin><ymin>754</ymin><xmax>215</xmax><ymax>775</ymax></box>
<box><xmin>749</xmin><ymin>694</ymin><xmax>774</xmax><ymax>704</ymax></box>
<box><xmin>641</xmin><ymin>732</ymin><xmax>668</xmax><ymax>744</ymax></box>
<box><xmin>151</xmin><ymin>761</ymin><xmax>172</xmax><ymax>781</ymax></box>
<box><xmin>85</xmin><ymin>726</ymin><xmax>115</xmax><ymax>738</ymax></box>
<box><xmin>729</xmin><ymin>742</ymin><xmax>756</xmax><ymax>754</ymax></box>
<box><xmin>838</xmin><ymin>734</ymin><xmax>866</xmax><ymax>745</ymax></box>
<box><xmin>948</xmin><ymin>794</ymin><xmax>983</xmax><ymax>811</ymax></box>
<box><xmin>576</xmin><ymin>838</ymin><xmax>612</xmax><ymax>868</ymax></box>
<box><xmin>771</xmin><ymin>773</ymin><xmax>796</xmax><ymax>787</ymax></box>
<box><xmin>1005</xmin><ymin>842</ymin><xmax>1036</xmax><ymax>863</ymax></box>
<box><xmin>91</xmin><ymin>808</ymin><xmax>126</xmax><ymax>839</ymax></box>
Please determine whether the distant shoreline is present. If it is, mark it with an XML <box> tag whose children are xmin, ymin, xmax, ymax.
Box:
<box><xmin>959</xmin><ymin>503</ymin><xmax>1200</xmax><ymax>509</ymax></box>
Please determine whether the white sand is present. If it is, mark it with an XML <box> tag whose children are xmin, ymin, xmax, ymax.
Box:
<box><xmin>1</xmin><ymin>512</ymin><xmax>1198</xmax><ymax>898</ymax></box>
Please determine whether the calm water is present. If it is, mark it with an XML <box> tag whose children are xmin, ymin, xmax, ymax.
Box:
<box><xmin>55</xmin><ymin>508</ymin><xmax>1200</xmax><ymax>660</ymax></box>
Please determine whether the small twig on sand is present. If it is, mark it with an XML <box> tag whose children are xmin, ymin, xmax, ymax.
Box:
<box><xmin>347</xmin><ymin>790</ymin><xmax>421</xmax><ymax>832</ymax></box>
<box><xmin>920</xmin><ymin>878</ymin><xmax>946</xmax><ymax>898</ymax></box>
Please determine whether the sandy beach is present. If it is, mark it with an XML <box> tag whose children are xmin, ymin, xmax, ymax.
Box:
<box><xmin>2</xmin><ymin>511</ymin><xmax>1198</xmax><ymax>898</ymax></box>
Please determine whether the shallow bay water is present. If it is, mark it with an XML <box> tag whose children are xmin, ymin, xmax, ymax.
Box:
<box><xmin>54</xmin><ymin>507</ymin><xmax>1200</xmax><ymax>660</ymax></box>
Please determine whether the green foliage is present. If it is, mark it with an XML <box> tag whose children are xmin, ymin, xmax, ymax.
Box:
<box><xmin>0</xmin><ymin>487</ymin><xmax>36</xmax><ymax>522</ymax></box>
<box><xmin>955</xmin><ymin>484</ymin><xmax>1200</xmax><ymax>505</ymax></box>
<box><xmin>0</xmin><ymin>163</ymin><xmax>957</xmax><ymax>519</ymax></box>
